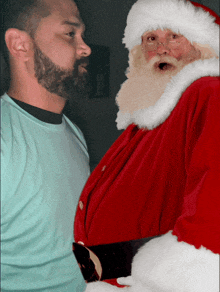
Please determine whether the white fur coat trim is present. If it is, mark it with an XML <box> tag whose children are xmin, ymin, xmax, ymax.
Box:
<box><xmin>116</xmin><ymin>58</ymin><xmax>219</xmax><ymax>130</ymax></box>
<box><xmin>123</xmin><ymin>0</ymin><xmax>219</xmax><ymax>55</ymax></box>
<box><xmin>85</xmin><ymin>231</ymin><xmax>219</xmax><ymax>292</ymax></box>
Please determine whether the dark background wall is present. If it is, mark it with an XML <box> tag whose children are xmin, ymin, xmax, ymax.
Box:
<box><xmin>1</xmin><ymin>0</ymin><xmax>219</xmax><ymax>170</ymax></box>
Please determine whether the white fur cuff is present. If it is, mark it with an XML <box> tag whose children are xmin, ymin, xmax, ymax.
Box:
<box><xmin>131</xmin><ymin>231</ymin><xmax>219</xmax><ymax>292</ymax></box>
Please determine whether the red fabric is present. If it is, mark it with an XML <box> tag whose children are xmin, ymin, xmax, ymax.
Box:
<box><xmin>74</xmin><ymin>77</ymin><xmax>220</xmax><ymax>286</ymax></box>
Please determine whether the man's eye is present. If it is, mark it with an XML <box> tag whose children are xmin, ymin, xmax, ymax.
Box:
<box><xmin>66</xmin><ymin>31</ymin><xmax>75</xmax><ymax>38</ymax></box>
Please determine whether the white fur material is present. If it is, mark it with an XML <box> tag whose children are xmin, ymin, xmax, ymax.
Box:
<box><xmin>116</xmin><ymin>58</ymin><xmax>219</xmax><ymax>130</ymax></box>
<box><xmin>123</xmin><ymin>0</ymin><xmax>219</xmax><ymax>56</ymax></box>
<box><xmin>85</xmin><ymin>232</ymin><xmax>219</xmax><ymax>292</ymax></box>
<box><xmin>85</xmin><ymin>281</ymin><xmax>125</xmax><ymax>292</ymax></box>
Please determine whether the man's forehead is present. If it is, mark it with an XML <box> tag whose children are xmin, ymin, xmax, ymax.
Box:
<box><xmin>46</xmin><ymin>0</ymin><xmax>78</xmax><ymax>11</ymax></box>
<box><xmin>46</xmin><ymin>0</ymin><xmax>81</xmax><ymax>21</ymax></box>
<box><xmin>41</xmin><ymin>0</ymin><xmax>84</xmax><ymax>29</ymax></box>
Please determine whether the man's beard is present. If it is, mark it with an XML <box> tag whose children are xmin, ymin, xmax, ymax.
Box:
<box><xmin>116</xmin><ymin>49</ymin><xmax>188</xmax><ymax>114</ymax></box>
<box><xmin>34</xmin><ymin>44</ymin><xmax>90</xmax><ymax>100</ymax></box>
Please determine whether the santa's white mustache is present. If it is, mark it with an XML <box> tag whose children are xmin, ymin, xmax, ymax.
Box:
<box><xmin>148</xmin><ymin>55</ymin><xmax>179</xmax><ymax>70</ymax></box>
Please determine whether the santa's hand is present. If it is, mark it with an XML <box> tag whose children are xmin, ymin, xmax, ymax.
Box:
<box><xmin>117</xmin><ymin>276</ymin><xmax>134</xmax><ymax>286</ymax></box>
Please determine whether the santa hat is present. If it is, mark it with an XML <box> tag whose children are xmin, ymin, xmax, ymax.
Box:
<box><xmin>123</xmin><ymin>0</ymin><xmax>220</xmax><ymax>56</ymax></box>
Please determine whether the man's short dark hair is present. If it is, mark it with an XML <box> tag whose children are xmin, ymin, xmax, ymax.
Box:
<box><xmin>0</xmin><ymin>0</ymin><xmax>51</xmax><ymax>67</ymax></box>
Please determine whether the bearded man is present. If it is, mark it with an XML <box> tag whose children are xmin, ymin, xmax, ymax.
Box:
<box><xmin>74</xmin><ymin>0</ymin><xmax>220</xmax><ymax>291</ymax></box>
<box><xmin>1</xmin><ymin>0</ymin><xmax>91</xmax><ymax>291</ymax></box>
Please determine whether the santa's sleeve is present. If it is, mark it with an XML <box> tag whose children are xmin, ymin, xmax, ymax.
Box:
<box><xmin>172</xmin><ymin>78</ymin><xmax>220</xmax><ymax>253</ymax></box>
<box><xmin>129</xmin><ymin>78</ymin><xmax>220</xmax><ymax>292</ymax></box>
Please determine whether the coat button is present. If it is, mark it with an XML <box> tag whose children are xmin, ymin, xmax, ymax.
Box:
<box><xmin>79</xmin><ymin>201</ymin><xmax>84</xmax><ymax>210</ymax></box>
<box><xmin>102</xmin><ymin>165</ymin><xmax>106</xmax><ymax>172</ymax></box>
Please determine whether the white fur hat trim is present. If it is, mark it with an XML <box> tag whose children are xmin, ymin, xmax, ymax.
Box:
<box><xmin>123</xmin><ymin>0</ymin><xmax>219</xmax><ymax>55</ymax></box>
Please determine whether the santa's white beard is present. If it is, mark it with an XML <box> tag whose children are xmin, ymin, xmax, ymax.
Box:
<box><xmin>116</xmin><ymin>54</ymin><xmax>189</xmax><ymax>114</ymax></box>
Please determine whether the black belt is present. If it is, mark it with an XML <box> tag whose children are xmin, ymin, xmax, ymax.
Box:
<box><xmin>73</xmin><ymin>235</ymin><xmax>160</xmax><ymax>283</ymax></box>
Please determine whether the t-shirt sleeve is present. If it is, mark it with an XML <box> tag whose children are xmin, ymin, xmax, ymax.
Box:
<box><xmin>173</xmin><ymin>78</ymin><xmax>220</xmax><ymax>254</ymax></box>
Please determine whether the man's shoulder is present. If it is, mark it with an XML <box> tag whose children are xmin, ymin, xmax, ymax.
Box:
<box><xmin>63</xmin><ymin>114</ymin><xmax>88</xmax><ymax>147</ymax></box>
<box><xmin>1</xmin><ymin>94</ymin><xmax>14</xmax><ymax>132</ymax></box>
<box><xmin>0</xmin><ymin>95</ymin><xmax>14</xmax><ymax>172</ymax></box>
<box><xmin>1</xmin><ymin>93</ymin><xmax>10</xmax><ymax>109</ymax></box>
<box><xmin>1</xmin><ymin>92</ymin><xmax>17</xmax><ymax>114</ymax></box>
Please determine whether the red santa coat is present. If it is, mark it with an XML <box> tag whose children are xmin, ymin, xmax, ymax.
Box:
<box><xmin>74</xmin><ymin>58</ymin><xmax>220</xmax><ymax>291</ymax></box>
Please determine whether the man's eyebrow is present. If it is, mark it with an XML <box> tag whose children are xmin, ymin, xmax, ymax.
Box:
<box><xmin>61</xmin><ymin>20</ymin><xmax>85</xmax><ymax>30</ymax></box>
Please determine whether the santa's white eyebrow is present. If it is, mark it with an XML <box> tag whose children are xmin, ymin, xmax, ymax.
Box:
<box><xmin>143</xmin><ymin>32</ymin><xmax>157</xmax><ymax>37</ymax></box>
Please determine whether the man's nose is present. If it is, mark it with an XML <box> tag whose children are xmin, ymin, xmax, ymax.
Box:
<box><xmin>77</xmin><ymin>39</ymin><xmax>91</xmax><ymax>57</ymax></box>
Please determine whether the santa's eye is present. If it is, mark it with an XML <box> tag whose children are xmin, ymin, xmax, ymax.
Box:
<box><xmin>171</xmin><ymin>34</ymin><xmax>179</xmax><ymax>39</ymax></box>
<box><xmin>147</xmin><ymin>36</ymin><xmax>156</xmax><ymax>42</ymax></box>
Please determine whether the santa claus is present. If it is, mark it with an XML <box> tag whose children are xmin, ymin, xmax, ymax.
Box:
<box><xmin>74</xmin><ymin>0</ymin><xmax>220</xmax><ymax>291</ymax></box>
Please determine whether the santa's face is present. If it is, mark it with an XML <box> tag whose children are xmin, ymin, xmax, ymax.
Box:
<box><xmin>141</xmin><ymin>29</ymin><xmax>201</xmax><ymax>72</ymax></box>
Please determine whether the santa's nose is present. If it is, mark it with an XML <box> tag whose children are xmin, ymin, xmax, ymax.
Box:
<box><xmin>157</xmin><ymin>42</ymin><xmax>170</xmax><ymax>55</ymax></box>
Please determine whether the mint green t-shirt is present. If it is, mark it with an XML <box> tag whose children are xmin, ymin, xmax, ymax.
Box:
<box><xmin>1</xmin><ymin>94</ymin><xmax>89</xmax><ymax>291</ymax></box>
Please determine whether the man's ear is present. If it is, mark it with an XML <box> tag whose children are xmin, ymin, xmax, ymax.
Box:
<box><xmin>5</xmin><ymin>28</ymin><xmax>34</xmax><ymax>62</ymax></box>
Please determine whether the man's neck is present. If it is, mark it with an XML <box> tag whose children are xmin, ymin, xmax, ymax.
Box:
<box><xmin>7</xmin><ymin>80</ymin><xmax>66</xmax><ymax>114</ymax></box>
